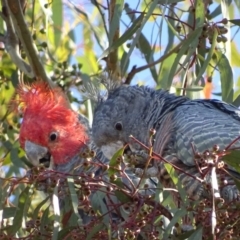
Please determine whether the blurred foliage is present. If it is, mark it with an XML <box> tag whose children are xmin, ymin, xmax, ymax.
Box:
<box><xmin>0</xmin><ymin>0</ymin><xmax>240</xmax><ymax>239</ymax></box>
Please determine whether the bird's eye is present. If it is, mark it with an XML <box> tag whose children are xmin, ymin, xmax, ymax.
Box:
<box><xmin>115</xmin><ymin>122</ymin><xmax>123</xmax><ymax>131</ymax></box>
<box><xmin>49</xmin><ymin>132</ymin><xmax>58</xmax><ymax>141</ymax></box>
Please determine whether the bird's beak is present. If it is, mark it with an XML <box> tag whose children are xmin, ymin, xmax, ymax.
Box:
<box><xmin>101</xmin><ymin>141</ymin><xmax>124</xmax><ymax>159</ymax></box>
<box><xmin>24</xmin><ymin>140</ymin><xmax>51</xmax><ymax>168</ymax></box>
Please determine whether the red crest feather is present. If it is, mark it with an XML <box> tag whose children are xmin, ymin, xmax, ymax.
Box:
<box><xmin>17</xmin><ymin>81</ymin><xmax>71</xmax><ymax>115</ymax></box>
<box><xmin>16</xmin><ymin>81</ymin><xmax>90</xmax><ymax>165</ymax></box>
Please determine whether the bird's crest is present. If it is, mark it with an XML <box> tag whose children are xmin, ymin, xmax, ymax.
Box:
<box><xmin>16</xmin><ymin>81</ymin><xmax>71</xmax><ymax>115</ymax></box>
<box><xmin>79</xmin><ymin>72</ymin><xmax>122</xmax><ymax>104</ymax></box>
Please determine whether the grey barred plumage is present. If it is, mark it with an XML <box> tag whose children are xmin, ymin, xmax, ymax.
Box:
<box><xmin>41</xmin><ymin>113</ymin><xmax>158</xmax><ymax>224</ymax></box>
<box><xmin>92</xmin><ymin>85</ymin><xmax>240</xmax><ymax>201</ymax></box>
<box><xmin>54</xmin><ymin>113</ymin><xmax>157</xmax><ymax>196</ymax></box>
<box><xmin>18</xmin><ymin>81</ymin><xmax>158</xmax><ymax>228</ymax></box>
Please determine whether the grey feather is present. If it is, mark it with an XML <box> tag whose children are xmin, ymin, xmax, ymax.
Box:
<box><xmin>92</xmin><ymin>85</ymin><xmax>240</xmax><ymax>201</ymax></box>
<box><xmin>53</xmin><ymin>112</ymin><xmax>158</xmax><ymax>224</ymax></box>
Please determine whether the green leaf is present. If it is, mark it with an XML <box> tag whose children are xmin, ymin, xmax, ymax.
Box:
<box><xmin>163</xmin><ymin>208</ymin><xmax>187</xmax><ymax>239</ymax></box>
<box><xmin>164</xmin><ymin>7</ymin><xmax>175</xmax><ymax>52</ymax></box>
<box><xmin>194</xmin><ymin>28</ymin><xmax>218</xmax><ymax>84</ymax></box>
<box><xmin>209</xmin><ymin>5</ymin><xmax>222</xmax><ymax>19</ymax></box>
<box><xmin>40</xmin><ymin>205</ymin><xmax>51</xmax><ymax>232</ymax></box>
<box><xmin>2</xmin><ymin>207</ymin><xmax>16</xmax><ymax>219</ymax></box>
<box><xmin>86</xmin><ymin>223</ymin><xmax>106</xmax><ymax>240</ymax></box>
<box><xmin>164</xmin><ymin>163</ymin><xmax>188</xmax><ymax>203</ymax></box>
<box><xmin>193</xmin><ymin>0</ymin><xmax>206</xmax><ymax>82</ymax></box>
<box><xmin>168</xmin><ymin>28</ymin><xmax>202</xmax><ymax>86</ymax></box>
<box><xmin>233</xmin><ymin>178</ymin><xmax>240</xmax><ymax>192</ymax></box>
<box><xmin>6</xmin><ymin>185</ymin><xmax>34</xmax><ymax>235</ymax></box>
<box><xmin>212</xmin><ymin>51</ymin><xmax>233</xmax><ymax>103</ymax></box>
<box><xmin>70</xmin><ymin>1</ymin><xmax>104</xmax><ymax>50</ymax></box>
<box><xmin>229</xmin><ymin>19</ymin><xmax>240</xmax><ymax>26</ymax></box>
<box><xmin>120</xmin><ymin>49</ymin><xmax>130</xmax><ymax>76</ymax></box>
<box><xmin>222</xmin><ymin>150</ymin><xmax>240</xmax><ymax>173</ymax></box>
<box><xmin>109</xmin><ymin>0</ymin><xmax>124</xmax><ymax>46</ymax></box>
<box><xmin>51</xmin><ymin>0</ymin><xmax>63</xmax><ymax>48</ymax></box>
<box><xmin>99</xmin><ymin>14</ymin><xmax>145</xmax><ymax>60</ymax></box>
<box><xmin>195</xmin><ymin>0</ymin><xmax>205</xmax><ymax>27</ymax></box>
<box><xmin>177</xmin><ymin>229</ymin><xmax>200</xmax><ymax>240</ymax></box>
<box><xmin>91</xmin><ymin>189</ymin><xmax>110</xmax><ymax>224</ymax></box>
<box><xmin>121</xmin><ymin>0</ymin><xmax>160</xmax><ymax>71</ymax></box>
<box><xmin>138</xmin><ymin>33</ymin><xmax>157</xmax><ymax>80</ymax></box>
<box><xmin>168</xmin><ymin>0</ymin><xmax>204</xmax><ymax>87</ymax></box>
<box><xmin>158</xmin><ymin>53</ymin><xmax>177</xmax><ymax>89</ymax></box>
<box><xmin>52</xmin><ymin>183</ymin><xmax>60</xmax><ymax>240</ymax></box>
<box><xmin>176</xmin><ymin>87</ymin><xmax>203</xmax><ymax>92</ymax></box>
<box><xmin>154</xmin><ymin>179</ymin><xmax>174</xmax><ymax>208</ymax></box>
<box><xmin>233</xmin><ymin>94</ymin><xmax>240</xmax><ymax>107</ymax></box>
<box><xmin>187</xmin><ymin>225</ymin><xmax>203</xmax><ymax>240</ymax></box>
<box><xmin>157</xmin><ymin>6</ymin><xmax>176</xmax><ymax>87</ymax></box>
<box><xmin>11</xmin><ymin>70</ymin><xmax>19</xmax><ymax>88</ymax></box>
<box><xmin>58</xmin><ymin>226</ymin><xmax>76</xmax><ymax>239</ymax></box>
<box><xmin>108</xmin><ymin>147</ymin><xmax>125</xmax><ymax>178</ymax></box>
<box><xmin>67</xmin><ymin>177</ymin><xmax>82</xmax><ymax>226</ymax></box>
<box><xmin>114</xmin><ymin>190</ymin><xmax>131</xmax><ymax>204</ymax></box>
<box><xmin>231</xmin><ymin>42</ymin><xmax>240</xmax><ymax>67</ymax></box>
<box><xmin>10</xmin><ymin>148</ymin><xmax>27</xmax><ymax>169</ymax></box>
<box><xmin>158</xmin><ymin>0</ymin><xmax>184</xmax><ymax>2</ymax></box>
<box><xmin>33</xmin><ymin>196</ymin><xmax>50</xmax><ymax>221</ymax></box>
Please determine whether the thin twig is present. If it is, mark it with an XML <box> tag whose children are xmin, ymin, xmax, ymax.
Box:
<box><xmin>129</xmin><ymin>135</ymin><xmax>204</xmax><ymax>183</ymax></box>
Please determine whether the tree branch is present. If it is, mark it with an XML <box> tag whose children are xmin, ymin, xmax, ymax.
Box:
<box><xmin>4</xmin><ymin>0</ymin><xmax>54</xmax><ymax>87</ymax></box>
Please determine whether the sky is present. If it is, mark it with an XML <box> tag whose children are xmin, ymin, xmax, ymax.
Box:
<box><xmin>67</xmin><ymin>0</ymin><xmax>240</xmax><ymax>101</ymax></box>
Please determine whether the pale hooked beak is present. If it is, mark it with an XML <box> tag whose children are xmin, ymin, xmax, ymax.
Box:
<box><xmin>101</xmin><ymin>141</ymin><xmax>124</xmax><ymax>159</ymax></box>
<box><xmin>24</xmin><ymin>140</ymin><xmax>51</xmax><ymax>168</ymax></box>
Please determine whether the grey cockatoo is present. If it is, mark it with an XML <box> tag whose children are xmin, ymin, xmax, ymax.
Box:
<box><xmin>92</xmin><ymin>85</ymin><xmax>240</xmax><ymax>201</ymax></box>
<box><xmin>17</xmin><ymin>81</ymin><xmax>157</xmax><ymax>226</ymax></box>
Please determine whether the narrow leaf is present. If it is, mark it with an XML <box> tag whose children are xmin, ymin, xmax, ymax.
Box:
<box><xmin>233</xmin><ymin>95</ymin><xmax>240</xmax><ymax>107</ymax></box>
<box><xmin>109</xmin><ymin>0</ymin><xmax>124</xmax><ymax>46</ymax></box>
<box><xmin>91</xmin><ymin>190</ymin><xmax>110</xmax><ymax>224</ymax></box>
<box><xmin>2</xmin><ymin>207</ymin><xmax>16</xmax><ymax>219</ymax></box>
<box><xmin>99</xmin><ymin>14</ymin><xmax>144</xmax><ymax>60</ymax></box>
<box><xmin>188</xmin><ymin>225</ymin><xmax>203</xmax><ymax>240</ymax></box>
<box><xmin>212</xmin><ymin>51</ymin><xmax>233</xmax><ymax>103</ymax></box>
<box><xmin>222</xmin><ymin>150</ymin><xmax>240</xmax><ymax>173</ymax></box>
<box><xmin>51</xmin><ymin>0</ymin><xmax>63</xmax><ymax>48</ymax></box>
<box><xmin>6</xmin><ymin>185</ymin><xmax>33</xmax><ymax>235</ymax></box>
<box><xmin>209</xmin><ymin>5</ymin><xmax>222</xmax><ymax>19</ymax></box>
<box><xmin>138</xmin><ymin>33</ymin><xmax>157</xmax><ymax>80</ymax></box>
<box><xmin>158</xmin><ymin>0</ymin><xmax>184</xmax><ymax>2</ymax></box>
<box><xmin>114</xmin><ymin>190</ymin><xmax>131</xmax><ymax>203</ymax></box>
<box><xmin>229</xmin><ymin>19</ymin><xmax>240</xmax><ymax>26</ymax></box>
<box><xmin>195</xmin><ymin>28</ymin><xmax>218</xmax><ymax>84</ymax></box>
<box><xmin>108</xmin><ymin>147</ymin><xmax>125</xmax><ymax>177</ymax></box>
<box><xmin>52</xmin><ymin>182</ymin><xmax>60</xmax><ymax>240</ymax></box>
<box><xmin>158</xmin><ymin>53</ymin><xmax>177</xmax><ymax>89</ymax></box>
<box><xmin>163</xmin><ymin>208</ymin><xmax>187</xmax><ymax>239</ymax></box>
<box><xmin>195</xmin><ymin>0</ymin><xmax>205</xmax><ymax>27</ymax></box>
<box><xmin>120</xmin><ymin>49</ymin><xmax>130</xmax><ymax>76</ymax></box>
<box><xmin>33</xmin><ymin>196</ymin><xmax>50</xmax><ymax>221</ymax></box>
<box><xmin>40</xmin><ymin>205</ymin><xmax>51</xmax><ymax>232</ymax></box>
<box><xmin>164</xmin><ymin>163</ymin><xmax>188</xmax><ymax>203</ymax></box>
<box><xmin>121</xmin><ymin>0</ymin><xmax>159</xmax><ymax>71</ymax></box>
<box><xmin>67</xmin><ymin>177</ymin><xmax>82</xmax><ymax>226</ymax></box>
<box><xmin>86</xmin><ymin>223</ymin><xmax>106</xmax><ymax>240</ymax></box>
<box><xmin>168</xmin><ymin>28</ymin><xmax>202</xmax><ymax>85</ymax></box>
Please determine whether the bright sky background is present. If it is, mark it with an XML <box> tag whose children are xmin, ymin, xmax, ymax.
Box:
<box><xmin>68</xmin><ymin>1</ymin><xmax>240</xmax><ymax>101</ymax></box>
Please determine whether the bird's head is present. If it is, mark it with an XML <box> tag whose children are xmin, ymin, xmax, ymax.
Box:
<box><xmin>17</xmin><ymin>81</ymin><xmax>89</xmax><ymax>167</ymax></box>
<box><xmin>92</xmin><ymin>85</ymin><xmax>151</xmax><ymax>159</ymax></box>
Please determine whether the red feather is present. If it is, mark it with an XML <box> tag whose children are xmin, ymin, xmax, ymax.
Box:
<box><xmin>17</xmin><ymin>81</ymin><xmax>89</xmax><ymax>164</ymax></box>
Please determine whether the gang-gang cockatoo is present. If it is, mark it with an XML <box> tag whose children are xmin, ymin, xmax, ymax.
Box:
<box><xmin>17</xmin><ymin>81</ymin><xmax>158</xmax><ymax>227</ymax></box>
<box><xmin>92</xmin><ymin>85</ymin><xmax>240</xmax><ymax>201</ymax></box>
